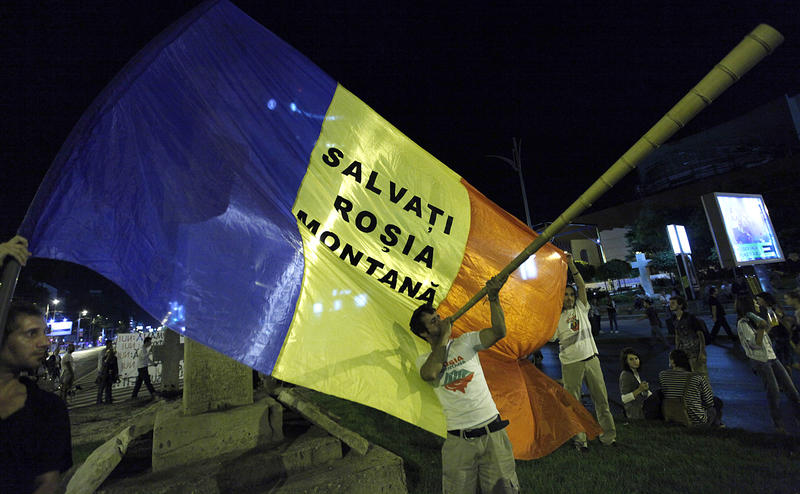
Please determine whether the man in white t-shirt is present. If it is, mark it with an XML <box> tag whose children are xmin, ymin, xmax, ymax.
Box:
<box><xmin>131</xmin><ymin>336</ymin><xmax>158</xmax><ymax>400</ymax></box>
<box><xmin>550</xmin><ymin>253</ymin><xmax>616</xmax><ymax>451</ymax></box>
<box><xmin>410</xmin><ymin>275</ymin><xmax>519</xmax><ymax>494</ymax></box>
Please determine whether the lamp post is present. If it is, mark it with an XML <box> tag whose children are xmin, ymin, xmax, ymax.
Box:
<box><xmin>487</xmin><ymin>137</ymin><xmax>532</xmax><ymax>228</ymax></box>
<box><xmin>46</xmin><ymin>298</ymin><xmax>60</xmax><ymax>320</ymax></box>
<box><xmin>77</xmin><ymin>309</ymin><xmax>89</xmax><ymax>341</ymax></box>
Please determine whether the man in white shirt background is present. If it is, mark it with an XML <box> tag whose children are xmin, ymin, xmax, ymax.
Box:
<box><xmin>550</xmin><ymin>253</ymin><xmax>616</xmax><ymax>451</ymax></box>
<box><xmin>131</xmin><ymin>336</ymin><xmax>159</xmax><ymax>400</ymax></box>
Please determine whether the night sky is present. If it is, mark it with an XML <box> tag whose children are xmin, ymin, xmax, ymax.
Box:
<box><xmin>2</xmin><ymin>1</ymin><xmax>798</xmax><ymax>239</ymax></box>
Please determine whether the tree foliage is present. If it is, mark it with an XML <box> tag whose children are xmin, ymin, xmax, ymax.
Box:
<box><xmin>625</xmin><ymin>204</ymin><xmax>716</xmax><ymax>271</ymax></box>
<box><xmin>595</xmin><ymin>259</ymin><xmax>634</xmax><ymax>281</ymax></box>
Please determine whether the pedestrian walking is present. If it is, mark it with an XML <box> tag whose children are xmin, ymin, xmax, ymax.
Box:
<box><xmin>131</xmin><ymin>336</ymin><xmax>159</xmax><ymax>400</ymax></box>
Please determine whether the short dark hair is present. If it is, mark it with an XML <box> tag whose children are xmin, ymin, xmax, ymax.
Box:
<box><xmin>409</xmin><ymin>304</ymin><xmax>435</xmax><ymax>339</ymax></box>
<box><xmin>786</xmin><ymin>289</ymin><xmax>800</xmax><ymax>304</ymax></box>
<box><xmin>669</xmin><ymin>349</ymin><xmax>691</xmax><ymax>370</ymax></box>
<box><xmin>620</xmin><ymin>347</ymin><xmax>642</xmax><ymax>373</ymax></box>
<box><xmin>735</xmin><ymin>295</ymin><xmax>756</xmax><ymax>319</ymax></box>
<box><xmin>708</xmin><ymin>286</ymin><xmax>717</xmax><ymax>295</ymax></box>
<box><xmin>143</xmin><ymin>336</ymin><xmax>152</xmax><ymax>345</ymax></box>
<box><xmin>4</xmin><ymin>302</ymin><xmax>44</xmax><ymax>340</ymax></box>
<box><xmin>671</xmin><ymin>295</ymin><xmax>687</xmax><ymax>310</ymax></box>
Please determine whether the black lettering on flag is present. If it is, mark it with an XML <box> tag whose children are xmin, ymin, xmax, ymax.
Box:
<box><xmin>296</xmin><ymin>210</ymin><xmax>320</xmax><ymax>234</ymax></box>
<box><xmin>378</xmin><ymin>269</ymin><xmax>398</xmax><ymax>289</ymax></box>
<box><xmin>355</xmin><ymin>210</ymin><xmax>377</xmax><ymax>233</ymax></box>
<box><xmin>413</xmin><ymin>245</ymin><xmax>434</xmax><ymax>269</ymax></box>
<box><xmin>295</xmin><ymin>209</ymin><xmax>439</xmax><ymax>303</ymax></box>
<box><xmin>365</xmin><ymin>171</ymin><xmax>382</xmax><ymax>195</ymax></box>
<box><xmin>380</xmin><ymin>224</ymin><xmax>401</xmax><ymax>246</ymax></box>
<box><xmin>340</xmin><ymin>244</ymin><xmax>363</xmax><ymax>266</ymax></box>
<box><xmin>389</xmin><ymin>182</ymin><xmax>407</xmax><ymax>203</ymax></box>
<box><xmin>334</xmin><ymin>195</ymin><xmax>353</xmax><ymax>221</ymax></box>
<box><xmin>320</xmin><ymin>231</ymin><xmax>340</xmax><ymax>251</ymax></box>
<box><xmin>322</xmin><ymin>147</ymin><xmax>344</xmax><ymax>167</ymax></box>
<box><xmin>403</xmin><ymin>195</ymin><xmax>423</xmax><ymax>217</ymax></box>
<box><xmin>342</xmin><ymin>160</ymin><xmax>363</xmax><ymax>182</ymax></box>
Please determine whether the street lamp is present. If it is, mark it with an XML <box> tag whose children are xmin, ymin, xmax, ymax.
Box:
<box><xmin>77</xmin><ymin>310</ymin><xmax>89</xmax><ymax>340</ymax></box>
<box><xmin>46</xmin><ymin>298</ymin><xmax>61</xmax><ymax>320</ymax></box>
<box><xmin>487</xmin><ymin>137</ymin><xmax>532</xmax><ymax>228</ymax></box>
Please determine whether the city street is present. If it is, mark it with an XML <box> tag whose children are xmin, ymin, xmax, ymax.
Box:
<box><xmin>61</xmin><ymin>347</ymin><xmax>159</xmax><ymax>409</ymax></box>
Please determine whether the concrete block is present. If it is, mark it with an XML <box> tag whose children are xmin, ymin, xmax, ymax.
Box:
<box><xmin>182</xmin><ymin>337</ymin><xmax>252</xmax><ymax>416</ymax></box>
<box><xmin>274</xmin><ymin>443</ymin><xmax>407</xmax><ymax>494</ymax></box>
<box><xmin>152</xmin><ymin>396</ymin><xmax>282</xmax><ymax>471</ymax></box>
<box><xmin>281</xmin><ymin>426</ymin><xmax>342</xmax><ymax>474</ymax></box>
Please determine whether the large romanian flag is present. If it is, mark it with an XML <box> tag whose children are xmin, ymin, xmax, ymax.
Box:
<box><xmin>20</xmin><ymin>0</ymin><xmax>599</xmax><ymax>458</ymax></box>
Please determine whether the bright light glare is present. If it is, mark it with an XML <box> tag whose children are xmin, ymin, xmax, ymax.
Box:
<box><xmin>313</xmin><ymin>303</ymin><xmax>323</xmax><ymax>314</ymax></box>
<box><xmin>667</xmin><ymin>224</ymin><xmax>691</xmax><ymax>254</ymax></box>
<box><xmin>354</xmin><ymin>294</ymin><xmax>368</xmax><ymax>307</ymax></box>
<box><xmin>267</xmin><ymin>98</ymin><xmax>276</xmax><ymax>110</ymax></box>
<box><xmin>519</xmin><ymin>256</ymin><xmax>538</xmax><ymax>280</ymax></box>
<box><xmin>333</xmin><ymin>300</ymin><xmax>342</xmax><ymax>311</ymax></box>
<box><xmin>667</xmin><ymin>225</ymin><xmax>681</xmax><ymax>254</ymax></box>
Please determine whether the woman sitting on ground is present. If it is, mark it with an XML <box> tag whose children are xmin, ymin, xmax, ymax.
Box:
<box><xmin>619</xmin><ymin>347</ymin><xmax>655</xmax><ymax>419</ymax></box>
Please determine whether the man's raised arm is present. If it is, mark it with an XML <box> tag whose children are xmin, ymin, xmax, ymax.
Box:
<box><xmin>567</xmin><ymin>253</ymin><xmax>587</xmax><ymax>306</ymax></box>
<box><xmin>479</xmin><ymin>274</ymin><xmax>508</xmax><ymax>348</ymax></box>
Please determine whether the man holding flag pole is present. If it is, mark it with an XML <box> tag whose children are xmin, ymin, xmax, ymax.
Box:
<box><xmin>551</xmin><ymin>253</ymin><xmax>616</xmax><ymax>451</ymax></box>
<box><xmin>410</xmin><ymin>274</ymin><xmax>519</xmax><ymax>494</ymax></box>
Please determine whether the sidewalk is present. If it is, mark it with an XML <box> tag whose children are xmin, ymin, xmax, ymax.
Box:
<box><xmin>540</xmin><ymin>311</ymin><xmax>800</xmax><ymax>435</ymax></box>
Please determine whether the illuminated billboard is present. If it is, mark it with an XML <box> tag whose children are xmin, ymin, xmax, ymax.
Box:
<box><xmin>47</xmin><ymin>319</ymin><xmax>74</xmax><ymax>336</ymax></box>
<box><xmin>701</xmin><ymin>192</ymin><xmax>784</xmax><ymax>268</ymax></box>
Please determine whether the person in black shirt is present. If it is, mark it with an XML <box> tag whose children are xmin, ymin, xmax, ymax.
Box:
<box><xmin>708</xmin><ymin>286</ymin><xmax>735</xmax><ymax>343</ymax></box>
<box><xmin>1</xmin><ymin>301</ymin><xmax>73</xmax><ymax>494</ymax></box>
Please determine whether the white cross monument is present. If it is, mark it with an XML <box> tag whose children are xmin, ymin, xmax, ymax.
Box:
<box><xmin>630</xmin><ymin>252</ymin><xmax>655</xmax><ymax>297</ymax></box>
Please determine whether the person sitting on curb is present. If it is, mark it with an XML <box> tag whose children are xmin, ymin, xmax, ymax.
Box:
<box><xmin>659</xmin><ymin>349</ymin><xmax>724</xmax><ymax>428</ymax></box>
<box><xmin>736</xmin><ymin>295</ymin><xmax>800</xmax><ymax>434</ymax></box>
<box><xmin>619</xmin><ymin>347</ymin><xmax>659</xmax><ymax>420</ymax></box>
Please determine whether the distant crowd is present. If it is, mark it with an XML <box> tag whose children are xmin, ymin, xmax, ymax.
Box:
<box><xmin>614</xmin><ymin>287</ymin><xmax>800</xmax><ymax>433</ymax></box>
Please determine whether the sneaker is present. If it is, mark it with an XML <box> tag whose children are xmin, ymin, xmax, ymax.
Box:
<box><xmin>574</xmin><ymin>443</ymin><xmax>589</xmax><ymax>453</ymax></box>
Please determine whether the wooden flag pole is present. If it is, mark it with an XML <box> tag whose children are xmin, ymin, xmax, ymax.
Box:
<box><xmin>449</xmin><ymin>24</ymin><xmax>784</xmax><ymax>323</ymax></box>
